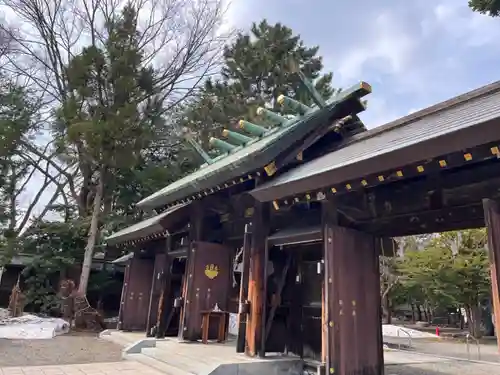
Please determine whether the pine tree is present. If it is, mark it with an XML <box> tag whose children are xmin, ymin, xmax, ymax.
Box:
<box><xmin>185</xmin><ymin>20</ymin><xmax>337</xmax><ymax>144</ymax></box>
<box><xmin>56</xmin><ymin>4</ymin><xmax>164</xmax><ymax>294</ymax></box>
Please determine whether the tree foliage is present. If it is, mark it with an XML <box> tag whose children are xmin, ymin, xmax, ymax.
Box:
<box><xmin>394</xmin><ymin>229</ymin><xmax>490</xmax><ymax>336</ymax></box>
<box><xmin>469</xmin><ymin>0</ymin><xmax>500</xmax><ymax>16</ymax></box>
<box><xmin>0</xmin><ymin>0</ymin><xmax>227</xmax><ymax>294</ymax></box>
<box><xmin>20</xmin><ymin>220</ymin><xmax>88</xmax><ymax>313</ymax></box>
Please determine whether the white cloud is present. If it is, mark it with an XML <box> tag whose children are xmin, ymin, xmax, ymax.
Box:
<box><xmin>336</xmin><ymin>12</ymin><xmax>417</xmax><ymax>83</ymax></box>
<box><xmin>428</xmin><ymin>1</ymin><xmax>500</xmax><ymax>47</ymax></box>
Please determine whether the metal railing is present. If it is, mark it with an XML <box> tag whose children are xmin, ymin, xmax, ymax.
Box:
<box><xmin>397</xmin><ymin>328</ymin><xmax>412</xmax><ymax>350</ymax></box>
<box><xmin>465</xmin><ymin>334</ymin><xmax>481</xmax><ymax>361</ymax></box>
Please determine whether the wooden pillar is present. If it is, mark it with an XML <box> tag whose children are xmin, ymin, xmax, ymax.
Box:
<box><xmin>322</xmin><ymin>200</ymin><xmax>383</xmax><ymax>375</ymax></box>
<box><xmin>246</xmin><ymin>201</ymin><xmax>270</xmax><ymax>357</ymax></box>
<box><xmin>322</xmin><ymin>200</ymin><xmax>337</xmax><ymax>371</ymax></box>
<box><xmin>156</xmin><ymin>235</ymin><xmax>173</xmax><ymax>338</ymax></box>
<box><xmin>321</xmin><ymin>281</ymin><xmax>327</xmax><ymax>364</ymax></box>
<box><xmin>117</xmin><ymin>257</ymin><xmax>132</xmax><ymax>330</ymax></box>
<box><xmin>146</xmin><ymin>257</ymin><xmax>158</xmax><ymax>337</ymax></box>
<box><xmin>179</xmin><ymin>201</ymin><xmax>204</xmax><ymax>341</ymax></box>
<box><xmin>237</xmin><ymin>223</ymin><xmax>252</xmax><ymax>353</ymax></box>
<box><xmin>483</xmin><ymin>199</ymin><xmax>500</xmax><ymax>351</ymax></box>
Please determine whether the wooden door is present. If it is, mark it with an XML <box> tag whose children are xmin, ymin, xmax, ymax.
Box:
<box><xmin>121</xmin><ymin>256</ymin><xmax>155</xmax><ymax>331</ymax></box>
<box><xmin>324</xmin><ymin>226</ymin><xmax>383</xmax><ymax>375</ymax></box>
<box><xmin>182</xmin><ymin>241</ymin><xmax>232</xmax><ymax>340</ymax></box>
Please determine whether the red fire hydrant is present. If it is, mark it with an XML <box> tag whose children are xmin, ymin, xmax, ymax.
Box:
<box><xmin>436</xmin><ymin>327</ymin><xmax>440</xmax><ymax>336</ymax></box>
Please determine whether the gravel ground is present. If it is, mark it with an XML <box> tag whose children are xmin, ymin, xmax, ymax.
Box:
<box><xmin>0</xmin><ymin>331</ymin><xmax>123</xmax><ymax>367</ymax></box>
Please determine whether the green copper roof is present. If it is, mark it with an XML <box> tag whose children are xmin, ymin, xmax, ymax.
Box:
<box><xmin>137</xmin><ymin>82</ymin><xmax>371</xmax><ymax>210</ymax></box>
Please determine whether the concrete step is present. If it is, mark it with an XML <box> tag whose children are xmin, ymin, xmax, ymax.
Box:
<box><xmin>125</xmin><ymin>353</ymin><xmax>195</xmax><ymax>375</ymax></box>
<box><xmin>141</xmin><ymin>347</ymin><xmax>218</xmax><ymax>375</ymax></box>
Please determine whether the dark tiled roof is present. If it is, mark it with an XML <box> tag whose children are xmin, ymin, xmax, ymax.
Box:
<box><xmin>250</xmin><ymin>80</ymin><xmax>500</xmax><ymax>202</ymax></box>
<box><xmin>105</xmin><ymin>203</ymin><xmax>189</xmax><ymax>246</ymax></box>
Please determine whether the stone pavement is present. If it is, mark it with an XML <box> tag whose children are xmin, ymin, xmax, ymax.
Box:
<box><xmin>0</xmin><ymin>361</ymin><xmax>163</xmax><ymax>375</ymax></box>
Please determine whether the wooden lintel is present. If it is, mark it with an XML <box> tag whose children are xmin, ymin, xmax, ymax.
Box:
<box><xmin>483</xmin><ymin>198</ymin><xmax>500</xmax><ymax>352</ymax></box>
<box><xmin>358</xmin><ymin>202</ymin><xmax>485</xmax><ymax>237</ymax></box>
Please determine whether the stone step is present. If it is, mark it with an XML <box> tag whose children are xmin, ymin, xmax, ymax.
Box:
<box><xmin>100</xmin><ymin>330</ymin><xmax>137</xmax><ymax>347</ymax></box>
<box><xmin>154</xmin><ymin>341</ymin><xmax>252</xmax><ymax>364</ymax></box>
<box><xmin>108</xmin><ymin>336</ymin><xmax>131</xmax><ymax>347</ymax></box>
<box><xmin>141</xmin><ymin>347</ymin><xmax>219</xmax><ymax>375</ymax></box>
<box><xmin>126</xmin><ymin>353</ymin><xmax>195</xmax><ymax>375</ymax></box>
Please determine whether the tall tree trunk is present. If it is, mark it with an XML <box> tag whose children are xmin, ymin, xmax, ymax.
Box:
<box><xmin>78</xmin><ymin>172</ymin><xmax>105</xmax><ymax>295</ymax></box>
<box><xmin>422</xmin><ymin>305</ymin><xmax>428</xmax><ymax>322</ymax></box>
<box><xmin>416</xmin><ymin>305</ymin><xmax>422</xmax><ymax>321</ymax></box>
<box><xmin>426</xmin><ymin>306</ymin><xmax>433</xmax><ymax>324</ymax></box>
<box><xmin>410</xmin><ymin>303</ymin><xmax>416</xmax><ymax>323</ymax></box>
<box><xmin>458</xmin><ymin>307</ymin><xmax>464</xmax><ymax>330</ymax></box>
<box><xmin>382</xmin><ymin>293</ymin><xmax>391</xmax><ymax>324</ymax></box>
<box><xmin>470</xmin><ymin>304</ymin><xmax>483</xmax><ymax>338</ymax></box>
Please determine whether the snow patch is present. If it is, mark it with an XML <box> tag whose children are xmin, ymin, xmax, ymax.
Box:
<box><xmin>0</xmin><ymin>310</ymin><xmax>70</xmax><ymax>340</ymax></box>
<box><xmin>383</xmin><ymin>324</ymin><xmax>439</xmax><ymax>338</ymax></box>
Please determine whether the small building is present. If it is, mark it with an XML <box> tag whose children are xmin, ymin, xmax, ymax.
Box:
<box><xmin>105</xmin><ymin>76</ymin><xmax>373</xmax><ymax>361</ymax></box>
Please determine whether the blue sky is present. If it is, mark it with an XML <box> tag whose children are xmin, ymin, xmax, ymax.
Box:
<box><xmin>13</xmin><ymin>0</ymin><xmax>500</xmax><ymax>221</ymax></box>
<box><xmin>225</xmin><ymin>0</ymin><xmax>500</xmax><ymax>127</ymax></box>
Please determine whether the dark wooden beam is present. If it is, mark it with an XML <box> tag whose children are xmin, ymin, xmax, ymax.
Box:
<box><xmin>356</xmin><ymin>203</ymin><xmax>485</xmax><ymax>237</ymax></box>
<box><xmin>246</xmin><ymin>200</ymin><xmax>270</xmax><ymax>357</ymax></box>
<box><xmin>236</xmin><ymin>223</ymin><xmax>252</xmax><ymax>353</ymax></box>
<box><xmin>267</xmin><ymin>143</ymin><xmax>500</xmax><ymax>215</ymax></box>
<box><xmin>347</xmin><ymin>160</ymin><xmax>500</xmax><ymax>221</ymax></box>
<box><xmin>156</xmin><ymin>235</ymin><xmax>173</xmax><ymax>338</ymax></box>
<box><xmin>483</xmin><ymin>199</ymin><xmax>500</xmax><ymax>352</ymax></box>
